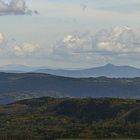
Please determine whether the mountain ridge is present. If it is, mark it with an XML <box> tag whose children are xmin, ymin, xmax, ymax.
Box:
<box><xmin>1</xmin><ymin>72</ymin><xmax>140</xmax><ymax>104</ymax></box>
<box><xmin>1</xmin><ymin>63</ymin><xmax>140</xmax><ymax>78</ymax></box>
<box><xmin>35</xmin><ymin>64</ymin><xmax>140</xmax><ymax>78</ymax></box>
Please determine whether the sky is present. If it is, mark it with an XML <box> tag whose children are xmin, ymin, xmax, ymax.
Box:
<box><xmin>0</xmin><ymin>0</ymin><xmax>140</xmax><ymax>68</ymax></box>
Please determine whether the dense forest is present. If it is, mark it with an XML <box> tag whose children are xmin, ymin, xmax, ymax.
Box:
<box><xmin>0</xmin><ymin>97</ymin><xmax>140</xmax><ymax>139</ymax></box>
<box><xmin>1</xmin><ymin>72</ymin><xmax>140</xmax><ymax>104</ymax></box>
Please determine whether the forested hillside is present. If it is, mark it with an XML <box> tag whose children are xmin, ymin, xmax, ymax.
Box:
<box><xmin>0</xmin><ymin>97</ymin><xmax>140</xmax><ymax>139</ymax></box>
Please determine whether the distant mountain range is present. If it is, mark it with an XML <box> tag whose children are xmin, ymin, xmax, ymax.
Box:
<box><xmin>35</xmin><ymin>64</ymin><xmax>140</xmax><ymax>78</ymax></box>
<box><xmin>1</xmin><ymin>64</ymin><xmax>140</xmax><ymax>78</ymax></box>
<box><xmin>0</xmin><ymin>64</ymin><xmax>34</xmax><ymax>72</ymax></box>
<box><xmin>1</xmin><ymin>72</ymin><xmax>140</xmax><ymax>104</ymax></box>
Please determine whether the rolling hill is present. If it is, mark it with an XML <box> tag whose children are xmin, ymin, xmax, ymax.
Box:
<box><xmin>0</xmin><ymin>97</ymin><xmax>140</xmax><ymax>139</ymax></box>
<box><xmin>1</xmin><ymin>72</ymin><xmax>140</xmax><ymax>104</ymax></box>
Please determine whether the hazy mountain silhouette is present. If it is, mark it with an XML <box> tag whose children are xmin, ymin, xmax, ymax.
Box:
<box><xmin>0</xmin><ymin>64</ymin><xmax>33</xmax><ymax>72</ymax></box>
<box><xmin>1</xmin><ymin>64</ymin><xmax>140</xmax><ymax>78</ymax></box>
<box><xmin>35</xmin><ymin>64</ymin><xmax>140</xmax><ymax>78</ymax></box>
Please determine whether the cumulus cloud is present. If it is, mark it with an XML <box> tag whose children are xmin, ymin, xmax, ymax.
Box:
<box><xmin>0</xmin><ymin>0</ymin><xmax>39</xmax><ymax>15</ymax></box>
<box><xmin>0</xmin><ymin>33</ymin><xmax>5</xmax><ymax>45</ymax></box>
<box><xmin>95</xmin><ymin>26</ymin><xmax>140</xmax><ymax>53</ymax></box>
<box><xmin>0</xmin><ymin>32</ymin><xmax>40</xmax><ymax>57</ymax></box>
<box><xmin>13</xmin><ymin>43</ymin><xmax>40</xmax><ymax>56</ymax></box>
<box><xmin>53</xmin><ymin>33</ymin><xmax>93</xmax><ymax>56</ymax></box>
<box><xmin>1</xmin><ymin>26</ymin><xmax>140</xmax><ymax>65</ymax></box>
<box><xmin>63</xmin><ymin>35</ymin><xmax>79</xmax><ymax>44</ymax></box>
<box><xmin>50</xmin><ymin>33</ymin><xmax>107</xmax><ymax>63</ymax></box>
<box><xmin>0</xmin><ymin>33</ymin><xmax>5</xmax><ymax>52</ymax></box>
<box><xmin>51</xmin><ymin>26</ymin><xmax>140</xmax><ymax>62</ymax></box>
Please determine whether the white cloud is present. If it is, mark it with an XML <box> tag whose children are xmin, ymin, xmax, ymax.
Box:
<box><xmin>53</xmin><ymin>33</ymin><xmax>93</xmax><ymax>56</ymax></box>
<box><xmin>63</xmin><ymin>35</ymin><xmax>79</xmax><ymax>44</ymax></box>
<box><xmin>1</xmin><ymin>26</ymin><xmax>140</xmax><ymax>65</ymax></box>
<box><xmin>51</xmin><ymin>26</ymin><xmax>140</xmax><ymax>63</ymax></box>
<box><xmin>13</xmin><ymin>43</ymin><xmax>40</xmax><ymax>56</ymax></box>
<box><xmin>0</xmin><ymin>32</ymin><xmax>41</xmax><ymax>57</ymax></box>
<box><xmin>0</xmin><ymin>33</ymin><xmax>5</xmax><ymax>45</ymax></box>
<box><xmin>0</xmin><ymin>0</ymin><xmax>38</xmax><ymax>15</ymax></box>
<box><xmin>95</xmin><ymin>26</ymin><xmax>140</xmax><ymax>53</ymax></box>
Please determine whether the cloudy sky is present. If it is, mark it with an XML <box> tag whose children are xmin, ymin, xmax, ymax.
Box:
<box><xmin>0</xmin><ymin>0</ymin><xmax>140</xmax><ymax>68</ymax></box>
